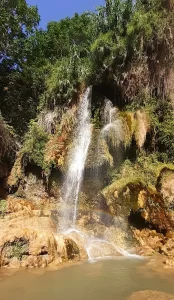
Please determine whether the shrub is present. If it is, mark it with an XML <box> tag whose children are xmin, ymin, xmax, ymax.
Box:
<box><xmin>22</xmin><ymin>120</ymin><xmax>49</xmax><ymax>168</ymax></box>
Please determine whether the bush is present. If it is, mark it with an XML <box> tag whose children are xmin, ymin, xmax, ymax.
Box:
<box><xmin>22</xmin><ymin>121</ymin><xmax>49</xmax><ymax>168</ymax></box>
<box><xmin>0</xmin><ymin>114</ymin><xmax>17</xmax><ymax>163</ymax></box>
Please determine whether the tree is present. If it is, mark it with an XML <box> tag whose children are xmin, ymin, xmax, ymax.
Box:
<box><xmin>0</xmin><ymin>0</ymin><xmax>40</xmax><ymax>134</ymax></box>
<box><xmin>0</xmin><ymin>0</ymin><xmax>40</xmax><ymax>69</ymax></box>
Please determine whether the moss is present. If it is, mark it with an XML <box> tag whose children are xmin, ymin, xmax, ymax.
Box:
<box><xmin>102</xmin><ymin>157</ymin><xmax>174</xmax><ymax>213</ymax></box>
<box><xmin>3</xmin><ymin>238</ymin><xmax>29</xmax><ymax>261</ymax></box>
<box><xmin>7</xmin><ymin>153</ymin><xmax>24</xmax><ymax>187</ymax></box>
<box><xmin>22</xmin><ymin>121</ymin><xmax>49</xmax><ymax>169</ymax></box>
<box><xmin>44</xmin><ymin>106</ymin><xmax>76</xmax><ymax>175</ymax></box>
<box><xmin>91</xmin><ymin>108</ymin><xmax>101</xmax><ymax>128</ymax></box>
<box><xmin>86</xmin><ymin>128</ymin><xmax>113</xmax><ymax>169</ymax></box>
<box><xmin>120</xmin><ymin>111</ymin><xmax>136</xmax><ymax>146</ymax></box>
<box><xmin>8</xmin><ymin>121</ymin><xmax>49</xmax><ymax>187</ymax></box>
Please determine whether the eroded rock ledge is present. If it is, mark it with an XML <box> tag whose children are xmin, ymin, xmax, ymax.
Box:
<box><xmin>0</xmin><ymin>197</ymin><xmax>87</xmax><ymax>269</ymax></box>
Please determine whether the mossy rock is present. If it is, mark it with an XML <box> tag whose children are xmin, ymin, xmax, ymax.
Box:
<box><xmin>86</xmin><ymin>128</ymin><xmax>113</xmax><ymax>169</ymax></box>
<box><xmin>156</xmin><ymin>167</ymin><xmax>174</xmax><ymax>209</ymax></box>
<box><xmin>1</xmin><ymin>238</ymin><xmax>29</xmax><ymax>266</ymax></box>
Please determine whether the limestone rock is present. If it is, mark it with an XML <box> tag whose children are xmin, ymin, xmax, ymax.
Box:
<box><xmin>127</xmin><ymin>290</ymin><xmax>174</xmax><ymax>300</ymax></box>
<box><xmin>133</xmin><ymin>229</ymin><xmax>165</xmax><ymax>255</ymax></box>
<box><xmin>157</xmin><ymin>168</ymin><xmax>174</xmax><ymax>210</ymax></box>
<box><xmin>165</xmin><ymin>258</ymin><xmax>174</xmax><ymax>268</ymax></box>
<box><xmin>161</xmin><ymin>239</ymin><xmax>174</xmax><ymax>257</ymax></box>
<box><xmin>0</xmin><ymin>214</ymin><xmax>88</xmax><ymax>268</ymax></box>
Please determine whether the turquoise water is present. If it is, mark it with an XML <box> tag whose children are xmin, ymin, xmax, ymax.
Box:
<box><xmin>0</xmin><ymin>258</ymin><xmax>173</xmax><ymax>300</ymax></box>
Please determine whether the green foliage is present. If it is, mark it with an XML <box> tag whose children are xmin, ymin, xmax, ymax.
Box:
<box><xmin>0</xmin><ymin>67</ymin><xmax>45</xmax><ymax>135</ymax></box>
<box><xmin>125</xmin><ymin>91</ymin><xmax>174</xmax><ymax>163</ymax></box>
<box><xmin>0</xmin><ymin>0</ymin><xmax>173</xmax><ymax>167</ymax></box>
<box><xmin>0</xmin><ymin>0</ymin><xmax>40</xmax><ymax>68</ymax></box>
<box><xmin>109</xmin><ymin>154</ymin><xmax>174</xmax><ymax>190</ymax></box>
<box><xmin>145</xmin><ymin>98</ymin><xmax>174</xmax><ymax>161</ymax></box>
<box><xmin>0</xmin><ymin>0</ymin><xmax>41</xmax><ymax>134</ymax></box>
<box><xmin>22</xmin><ymin>121</ymin><xmax>49</xmax><ymax>168</ymax></box>
<box><xmin>40</xmin><ymin>54</ymin><xmax>92</xmax><ymax>109</ymax></box>
<box><xmin>127</xmin><ymin>0</ymin><xmax>167</xmax><ymax>50</ymax></box>
<box><xmin>46</xmin><ymin>13</ymin><xmax>96</xmax><ymax>60</ymax></box>
<box><xmin>91</xmin><ymin>32</ymin><xmax>114</xmax><ymax>67</ymax></box>
<box><xmin>5</xmin><ymin>239</ymin><xmax>29</xmax><ymax>261</ymax></box>
<box><xmin>158</xmin><ymin>108</ymin><xmax>174</xmax><ymax>161</ymax></box>
<box><xmin>41</xmin><ymin>59</ymin><xmax>76</xmax><ymax>108</ymax></box>
<box><xmin>0</xmin><ymin>114</ymin><xmax>17</xmax><ymax>163</ymax></box>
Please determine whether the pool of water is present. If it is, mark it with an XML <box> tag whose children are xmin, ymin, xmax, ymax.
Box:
<box><xmin>0</xmin><ymin>258</ymin><xmax>174</xmax><ymax>300</ymax></box>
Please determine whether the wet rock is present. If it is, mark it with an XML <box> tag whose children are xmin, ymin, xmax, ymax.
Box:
<box><xmin>63</xmin><ymin>238</ymin><xmax>81</xmax><ymax>261</ymax></box>
<box><xmin>87</xmin><ymin>240</ymin><xmax>122</xmax><ymax>259</ymax></box>
<box><xmin>62</xmin><ymin>232</ymin><xmax>88</xmax><ymax>261</ymax></box>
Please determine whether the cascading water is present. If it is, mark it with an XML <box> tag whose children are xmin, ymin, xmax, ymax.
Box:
<box><xmin>102</xmin><ymin>99</ymin><xmax>124</xmax><ymax>148</ymax></box>
<box><xmin>60</xmin><ymin>87</ymin><xmax>92</xmax><ymax>232</ymax></box>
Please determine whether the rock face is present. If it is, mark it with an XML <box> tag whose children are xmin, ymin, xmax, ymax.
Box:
<box><xmin>157</xmin><ymin>168</ymin><xmax>174</xmax><ymax>211</ymax></box>
<box><xmin>103</xmin><ymin>180</ymin><xmax>174</xmax><ymax>233</ymax></box>
<box><xmin>102</xmin><ymin>167</ymin><xmax>174</xmax><ymax>258</ymax></box>
<box><xmin>134</xmin><ymin>229</ymin><xmax>166</xmax><ymax>256</ymax></box>
<box><xmin>0</xmin><ymin>197</ymin><xmax>87</xmax><ymax>269</ymax></box>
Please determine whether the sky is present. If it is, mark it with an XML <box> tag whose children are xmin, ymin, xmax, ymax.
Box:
<box><xmin>27</xmin><ymin>0</ymin><xmax>104</xmax><ymax>29</ymax></box>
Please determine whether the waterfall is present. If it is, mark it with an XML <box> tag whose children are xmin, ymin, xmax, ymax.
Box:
<box><xmin>102</xmin><ymin>99</ymin><xmax>124</xmax><ymax>148</ymax></box>
<box><xmin>60</xmin><ymin>88</ymin><xmax>92</xmax><ymax>232</ymax></box>
<box><xmin>59</xmin><ymin>95</ymin><xmax>138</xmax><ymax>259</ymax></box>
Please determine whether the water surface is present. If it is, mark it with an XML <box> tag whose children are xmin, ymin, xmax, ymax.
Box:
<box><xmin>0</xmin><ymin>258</ymin><xmax>174</xmax><ymax>300</ymax></box>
